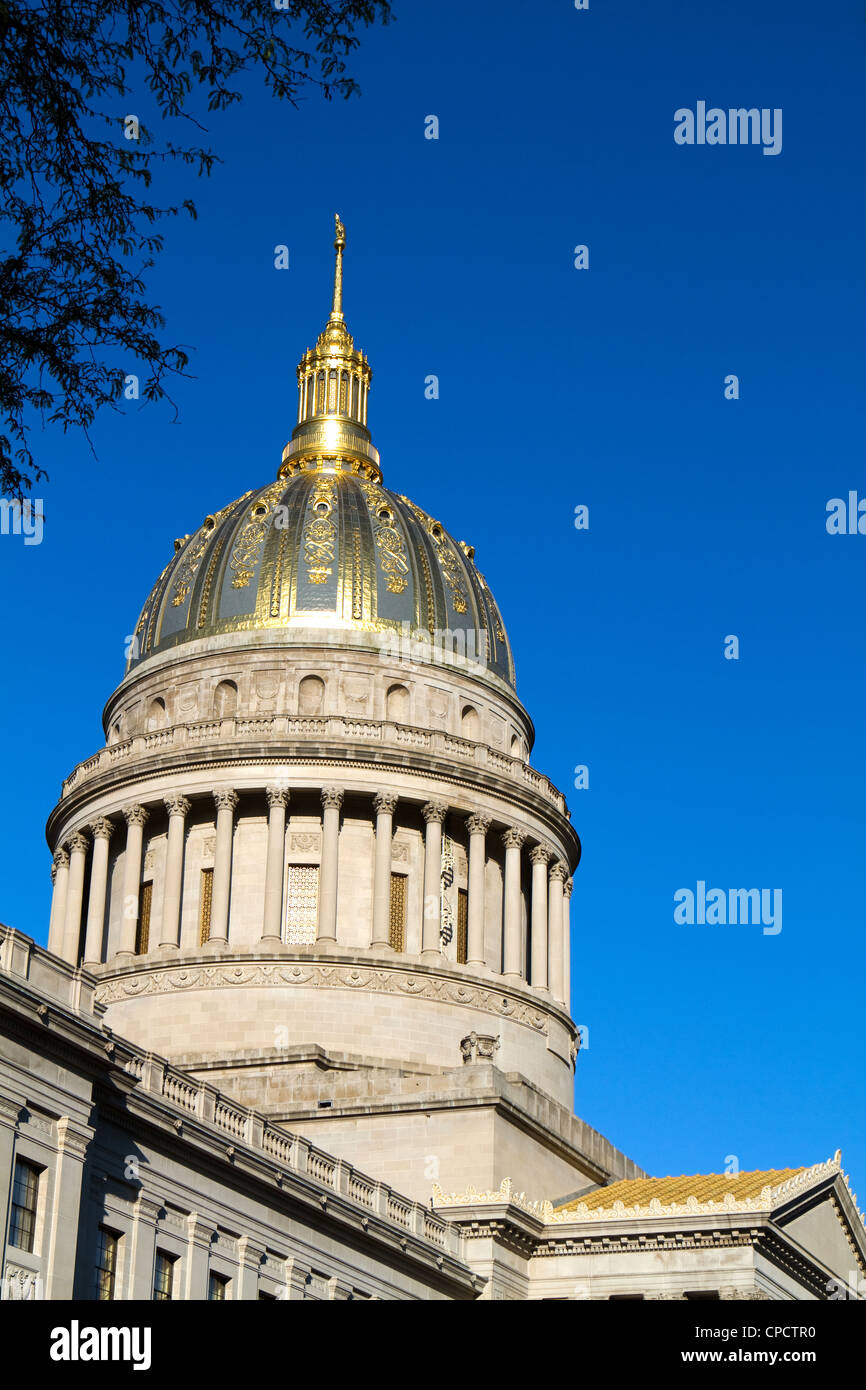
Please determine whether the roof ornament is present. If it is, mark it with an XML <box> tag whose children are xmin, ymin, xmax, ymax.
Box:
<box><xmin>332</xmin><ymin>214</ymin><xmax>346</xmax><ymax>320</ymax></box>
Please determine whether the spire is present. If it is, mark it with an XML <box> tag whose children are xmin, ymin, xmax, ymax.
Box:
<box><xmin>331</xmin><ymin>213</ymin><xmax>345</xmax><ymax>319</ymax></box>
<box><xmin>280</xmin><ymin>215</ymin><xmax>380</xmax><ymax>483</ymax></box>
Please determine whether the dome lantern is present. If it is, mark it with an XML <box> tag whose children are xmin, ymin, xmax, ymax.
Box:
<box><xmin>281</xmin><ymin>215</ymin><xmax>381</xmax><ymax>483</ymax></box>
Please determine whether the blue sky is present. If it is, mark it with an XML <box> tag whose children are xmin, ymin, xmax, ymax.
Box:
<box><xmin>1</xmin><ymin>0</ymin><xmax>864</xmax><ymax>1190</ymax></box>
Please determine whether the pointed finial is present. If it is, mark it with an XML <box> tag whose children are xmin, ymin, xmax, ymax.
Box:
<box><xmin>332</xmin><ymin>213</ymin><xmax>346</xmax><ymax>319</ymax></box>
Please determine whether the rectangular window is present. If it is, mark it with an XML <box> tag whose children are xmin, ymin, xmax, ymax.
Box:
<box><xmin>9</xmin><ymin>1160</ymin><xmax>39</xmax><ymax>1252</ymax></box>
<box><xmin>285</xmin><ymin>864</ymin><xmax>319</xmax><ymax>945</ymax></box>
<box><xmin>135</xmin><ymin>880</ymin><xmax>153</xmax><ymax>955</ymax></box>
<box><xmin>153</xmin><ymin>1251</ymin><xmax>175</xmax><ymax>1301</ymax></box>
<box><xmin>95</xmin><ymin>1227</ymin><xmax>119</xmax><ymax>1301</ymax></box>
<box><xmin>456</xmin><ymin>888</ymin><xmax>468</xmax><ymax>963</ymax></box>
<box><xmin>389</xmin><ymin>873</ymin><xmax>406</xmax><ymax>952</ymax></box>
<box><xmin>199</xmin><ymin>867</ymin><xmax>214</xmax><ymax>944</ymax></box>
<box><xmin>684</xmin><ymin>1290</ymin><xmax>720</xmax><ymax>1300</ymax></box>
<box><xmin>208</xmin><ymin>1272</ymin><xmax>228</xmax><ymax>1301</ymax></box>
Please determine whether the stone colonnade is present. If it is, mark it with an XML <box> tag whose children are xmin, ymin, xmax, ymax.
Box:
<box><xmin>48</xmin><ymin>787</ymin><xmax>574</xmax><ymax>1006</ymax></box>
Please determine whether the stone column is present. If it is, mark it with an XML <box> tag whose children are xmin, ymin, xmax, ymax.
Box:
<box><xmin>501</xmin><ymin>828</ymin><xmax>526</xmax><ymax>979</ymax></box>
<box><xmin>128</xmin><ymin>1194</ymin><xmax>161</xmax><ymax>1300</ymax></box>
<box><xmin>237</xmin><ymin>1236</ymin><xmax>267</xmax><ymax>1300</ymax></box>
<box><xmin>83</xmin><ymin>818</ymin><xmax>114</xmax><ymax>966</ymax></box>
<box><xmin>262</xmin><ymin>786</ymin><xmax>289</xmax><ymax>944</ymax></box>
<box><xmin>563</xmin><ymin>876</ymin><xmax>573</xmax><ymax>1012</ymax></box>
<box><xmin>421</xmin><ymin>801</ymin><xmax>447</xmax><ymax>958</ymax></box>
<box><xmin>117</xmin><ymin>805</ymin><xmax>149</xmax><ymax>959</ymax></box>
<box><xmin>317</xmin><ymin>787</ymin><xmax>343</xmax><ymax>943</ymax></box>
<box><xmin>465</xmin><ymin>813</ymin><xmax>490</xmax><ymax>966</ymax></box>
<box><xmin>371</xmin><ymin>792</ymin><xmax>398</xmax><ymax>948</ymax></box>
<box><xmin>159</xmin><ymin>795</ymin><xmax>190</xmax><ymax>952</ymax></box>
<box><xmin>529</xmin><ymin>843</ymin><xmax>551</xmax><ymax>991</ymax></box>
<box><xmin>548</xmin><ymin>863</ymin><xmax>567</xmax><ymax>1004</ymax></box>
<box><xmin>47</xmin><ymin>847</ymin><xmax>70</xmax><ymax>956</ymax></box>
<box><xmin>210</xmin><ymin>790</ymin><xmax>238</xmax><ymax>944</ymax></box>
<box><xmin>61</xmin><ymin>831</ymin><xmax>90</xmax><ymax>964</ymax></box>
<box><xmin>0</xmin><ymin>1090</ymin><xmax>20</xmax><ymax>1273</ymax></box>
<box><xmin>44</xmin><ymin>1117</ymin><xmax>94</xmax><ymax>1299</ymax></box>
<box><xmin>183</xmin><ymin>1213</ymin><xmax>216</xmax><ymax>1300</ymax></box>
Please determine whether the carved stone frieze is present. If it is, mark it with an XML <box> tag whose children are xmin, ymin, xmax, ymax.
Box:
<box><xmin>94</xmin><ymin>961</ymin><xmax>551</xmax><ymax>1036</ymax></box>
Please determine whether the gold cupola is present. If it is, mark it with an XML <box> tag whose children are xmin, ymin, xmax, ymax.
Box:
<box><xmin>279</xmin><ymin>215</ymin><xmax>381</xmax><ymax>483</ymax></box>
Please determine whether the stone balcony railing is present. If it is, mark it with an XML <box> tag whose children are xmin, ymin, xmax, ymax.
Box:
<box><xmin>0</xmin><ymin>925</ymin><xmax>464</xmax><ymax>1264</ymax></box>
<box><xmin>59</xmin><ymin>714</ymin><xmax>569</xmax><ymax>814</ymax></box>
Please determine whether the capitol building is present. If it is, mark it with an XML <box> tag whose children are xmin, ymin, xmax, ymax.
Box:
<box><xmin>1</xmin><ymin>220</ymin><xmax>863</xmax><ymax>1301</ymax></box>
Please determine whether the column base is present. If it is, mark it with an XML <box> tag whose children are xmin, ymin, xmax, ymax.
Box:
<box><xmin>420</xmin><ymin>949</ymin><xmax>442</xmax><ymax>962</ymax></box>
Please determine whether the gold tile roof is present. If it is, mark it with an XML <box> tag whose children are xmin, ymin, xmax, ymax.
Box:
<box><xmin>556</xmin><ymin>1168</ymin><xmax>805</xmax><ymax>1213</ymax></box>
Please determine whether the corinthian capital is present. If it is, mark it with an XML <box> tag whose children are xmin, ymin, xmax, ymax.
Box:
<box><xmin>164</xmin><ymin>795</ymin><xmax>191</xmax><ymax>819</ymax></box>
<box><xmin>422</xmin><ymin>800</ymin><xmax>447</xmax><ymax>825</ymax></box>
<box><xmin>123</xmin><ymin>804</ymin><xmax>149</xmax><ymax>829</ymax></box>
<box><xmin>373</xmin><ymin>791</ymin><xmax>398</xmax><ymax>816</ymax></box>
<box><xmin>549</xmin><ymin>861</ymin><xmax>568</xmax><ymax>884</ymax></box>
<box><xmin>266</xmin><ymin>785</ymin><xmax>290</xmax><ymax>810</ymax></box>
<box><xmin>214</xmin><ymin>789</ymin><xmax>239</xmax><ymax>813</ymax></box>
<box><xmin>321</xmin><ymin>786</ymin><xmax>344</xmax><ymax>810</ymax></box>
<box><xmin>89</xmin><ymin>817</ymin><xmax>115</xmax><ymax>842</ymax></box>
<box><xmin>465</xmin><ymin>812</ymin><xmax>490</xmax><ymax>837</ymax></box>
<box><xmin>52</xmin><ymin>846</ymin><xmax>70</xmax><ymax>870</ymax></box>
<box><xmin>529</xmin><ymin>843</ymin><xmax>552</xmax><ymax>866</ymax></box>
<box><xmin>564</xmin><ymin>876</ymin><xmax>573</xmax><ymax>899</ymax></box>
<box><xmin>501</xmin><ymin>827</ymin><xmax>526</xmax><ymax>851</ymax></box>
<box><xmin>68</xmin><ymin>830</ymin><xmax>90</xmax><ymax>854</ymax></box>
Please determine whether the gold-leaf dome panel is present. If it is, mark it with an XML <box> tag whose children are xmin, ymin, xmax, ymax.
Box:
<box><xmin>127</xmin><ymin>472</ymin><xmax>516</xmax><ymax>688</ymax></box>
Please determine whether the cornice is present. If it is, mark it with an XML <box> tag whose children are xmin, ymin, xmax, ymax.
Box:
<box><xmin>91</xmin><ymin>950</ymin><xmax>575</xmax><ymax>1042</ymax></box>
<box><xmin>47</xmin><ymin>738</ymin><xmax>579</xmax><ymax>867</ymax></box>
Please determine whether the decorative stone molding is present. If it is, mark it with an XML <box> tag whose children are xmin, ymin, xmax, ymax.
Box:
<box><xmin>290</xmin><ymin>832</ymin><xmax>319</xmax><ymax>852</ymax></box>
<box><xmin>1</xmin><ymin>1266</ymin><xmax>43</xmax><ymax>1301</ymax></box>
<box><xmin>432</xmin><ymin>1177</ymin><xmax>553</xmax><ymax>1220</ymax></box>
<box><xmin>501</xmin><ymin>827</ymin><xmax>527</xmax><ymax>850</ymax></box>
<box><xmin>391</xmin><ymin>842</ymin><xmax>410</xmax><ymax>863</ymax></box>
<box><xmin>373</xmin><ymin>791</ymin><xmax>398</xmax><ymax>815</ymax></box>
<box><xmin>321</xmin><ymin>786</ymin><xmax>344</xmax><ymax>810</ymax></box>
<box><xmin>123</xmin><ymin>804</ymin><xmax>149</xmax><ymax>829</ymax></box>
<box><xmin>89</xmin><ymin>817</ymin><xmax>115</xmax><ymax>842</ymax></box>
<box><xmin>213</xmin><ymin>789</ymin><xmax>239</xmax><ymax>813</ymax></box>
<box><xmin>164</xmin><ymin>794</ymin><xmax>191</xmax><ymax>818</ymax></box>
<box><xmin>460</xmin><ymin>1032</ymin><xmax>500</xmax><ymax>1063</ymax></box>
<box><xmin>94</xmin><ymin>958</ymin><xmax>553</xmax><ymax>1035</ymax></box>
<box><xmin>266</xmin><ymin>785</ymin><xmax>290</xmax><ymax>809</ymax></box>
<box><xmin>422</xmin><ymin>800</ymin><xmax>447</xmax><ymax>825</ymax></box>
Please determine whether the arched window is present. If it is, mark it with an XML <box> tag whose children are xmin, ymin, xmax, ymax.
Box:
<box><xmin>386</xmin><ymin>683</ymin><xmax>410</xmax><ymax>722</ymax></box>
<box><xmin>145</xmin><ymin>698</ymin><xmax>166</xmax><ymax>732</ymax></box>
<box><xmin>510</xmin><ymin>734</ymin><xmax>524</xmax><ymax>760</ymax></box>
<box><xmin>461</xmin><ymin>705</ymin><xmax>480</xmax><ymax>741</ymax></box>
<box><xmin>213</xmin><ymin>680</ymin><xmax>238</xmax><ymax>717</ymax></box>
<box><xmin>298</xmin><ymin>675</ymin><xmax>325</xmax><ymax>716</ymax></box>
<box><xmin>108</xmin><ymin>720</ymin><xmax>122</xmax><ymax>745</ymax></box>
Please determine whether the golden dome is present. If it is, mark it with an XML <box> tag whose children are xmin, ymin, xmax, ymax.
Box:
<box><xmin>126</xmin><ymin>219</ymin><xmax>515</xmax><ymax>689</ymax></box>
